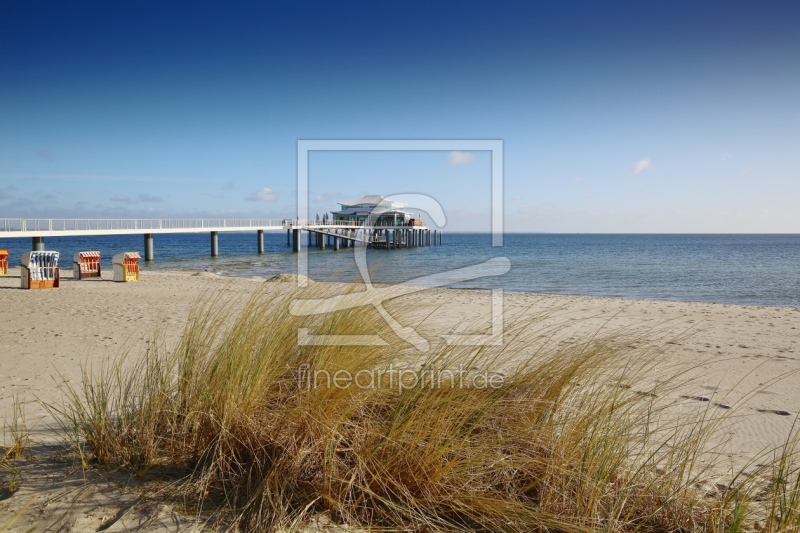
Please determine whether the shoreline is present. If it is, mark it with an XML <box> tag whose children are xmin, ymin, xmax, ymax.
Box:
<box><xmin>4</xmin><ymin>232</ymin><xmax>800</xmax><ymax>309</ymax></box>
<box><xmin>219</xmin><ymin>268</ymin><xmax>800</xmax><ymax>309</ymax></box>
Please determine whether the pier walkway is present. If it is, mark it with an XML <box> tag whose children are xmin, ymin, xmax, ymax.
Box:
<box><xmin>0</xmin><ymin>218</ymin><xmax>439</xmax><ymax>260</ymax></box>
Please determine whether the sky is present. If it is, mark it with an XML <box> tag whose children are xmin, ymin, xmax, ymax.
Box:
<box><xmin>1</xmin><ymin>1</ymin><xmax>799</xmax><ymax>232</ymax></box>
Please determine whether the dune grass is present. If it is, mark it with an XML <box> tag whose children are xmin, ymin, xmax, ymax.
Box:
<box><xmin>1</xmin><ymin>396</ymin><xmax>32</xmax><ymax>497</ymax></box>
<box><xmin>51</xmin><ymin>283</ymin><xmax>800</xmax><ymax>532</ymax></box>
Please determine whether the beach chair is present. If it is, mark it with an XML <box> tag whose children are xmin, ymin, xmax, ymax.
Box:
<box><xmin>113</xmin><ymin>252</ymin><xmax>141</xmax><ymax>282</ymax></box>
<box><xmin>0</xmin><ymin>249</ymin><xmax>8</xmax><ymax>275</ymax></box>
<box><xmin>21</xmin><ymin>251</ymin><xmax>60</xmax><ymax>289</ymax></box>
<box><xmin>73</xmin><ymin>251</ymin><xmax>102</xmax><ymax>279</ymax></box>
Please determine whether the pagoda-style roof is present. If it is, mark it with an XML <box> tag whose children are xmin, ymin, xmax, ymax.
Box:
<box><xmin>333</xmin><ymin>207</ymin><xmax>408</xmax><ymax>216</ymax></box>
<box><xmin>338</xmin><ymin>195</ymin><xmax>406</xmax><ymax>208</ymax></box>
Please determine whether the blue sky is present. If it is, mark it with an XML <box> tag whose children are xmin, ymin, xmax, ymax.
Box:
<box><xmin>1</xmin><ymin>1</ymin><xmax>799</xmax><ymax>232</ymax></box>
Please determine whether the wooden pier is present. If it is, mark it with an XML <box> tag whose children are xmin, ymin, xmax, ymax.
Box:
<box><xmin>0</xmin><ymin>218</ymin><xmax>440</xmax><ymax>261</ymax></box>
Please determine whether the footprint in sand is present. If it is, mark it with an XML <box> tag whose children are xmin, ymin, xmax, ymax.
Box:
<box><xmin>679</xmin><ymin>395</ymin><xmax>731</xmax><ymax>409</ymax></box>
<box><xmin>616</xmin><ymin>384</ymin><xmax>657</xmax><ymax>398</ymax></box>
<box><xmin>756</xmin><ymin>409</ymin><xmax>792</xmax><ymax>416</ymax></box>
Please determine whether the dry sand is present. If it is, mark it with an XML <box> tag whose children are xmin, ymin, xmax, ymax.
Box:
<box><xmin>1</xmin><ymin>266</ymin><xmax>799</xmax><ymax>531</ymax></box>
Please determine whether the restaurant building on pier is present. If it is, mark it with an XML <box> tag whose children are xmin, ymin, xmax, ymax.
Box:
<box><xmin>331</xmin><ymin>195</ymin><xmax>414</xmax><ymax>226</ymax></box>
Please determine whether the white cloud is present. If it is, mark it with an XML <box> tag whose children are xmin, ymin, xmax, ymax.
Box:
<box><xmin>138</xmin><ymin>193</ymin><xmax>163</xmax><ymax>203</ymax></box>
<box><xmin>246</xmin><ymin>187</ymin><xmax>278</xmax><ymax>202</ymax></box>
<box><xmin>632</xmin><ymin>158</ymin><xmax>651</xmax><ymax>174</ymax></box>
<box><xmin>720</xmin><ymin>150</ymin><xmax>732</xmax><ymax>160</ymax></box>
<box><xmin>447</xmin><ymin>151</ymin><xmax>476</xmax><ymax>166</ymax></box>
<box><xmin>110</xmin><ymin>194</ymin><xmax>132</xmax><ymax>203</ymax></box>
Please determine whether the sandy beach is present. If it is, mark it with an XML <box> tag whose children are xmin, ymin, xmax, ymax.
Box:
<box><xmin>1</xmin><ymin>267</ymin><xmax>799</xmax><ymax>531</ymax></box>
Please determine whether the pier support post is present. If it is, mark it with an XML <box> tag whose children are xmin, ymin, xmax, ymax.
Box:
<box><xmin>287</xmin><ymin>229</ymin><xmax>290</xmax><ymax>246</ymax></box>
<box><xmin>144</xmin><ymin>233</ymin><xmax>154</xmax><ymax>261</ymax></box>
<box><xmin>320</xmin><ymin>232</ymin><xmax>326</xmax><ymax>249</ymax></box>
<box><xmin>308</xmin><ymin>230</ymin><xmax>312</xmax><ymax>247</ymax></box>
<box><xmin>439</xmin><ymin>231</ymin><xmax>442</xmax><ymax>245</ymax></box>
<box><xmin>433</xmin><ymin>230</ymin><xmax>436</xmax><ymax>245</ymax></box>
<box><xmin>334</xmin><ymin>232</ymin><xmax>340</xmax><ymax>251</ymax></box>
<box><xmin>427</xmin><ymin>230</ymin><xmax>431</xmax><ymax>246</ymax></box>
<box><xmin>257</xmin><ymin>230</ymin><xmax>264</xmax><ymax>254</ymax></box>
<box><xmin>292</xmin><ymin>229</ymin><xmax>300</xmax><ymax>252</ymax></box>
<box><xmin>31</xmin><ymin>236</ymin><xmax>45</xmax><ymax>251</ymax></box>
<box><xmin>210</xmin><ymin>231</ymin><xmax>219</xmax><ymax>257</ymax></box>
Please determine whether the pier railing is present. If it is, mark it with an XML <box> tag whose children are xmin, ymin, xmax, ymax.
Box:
<box><xmin>286</xmin><ymin>219</ymin><xmax>421</xmax><ymax>228</ymax></box>
<box><xmin>0</xmin><ymin>218</ymin><xmax>286</xmax><ymax>233</ymax></box>
<box><xmin>0</xmin><ymin>218</ymin><xmax>427</xmax><ymax>237</ymax></box>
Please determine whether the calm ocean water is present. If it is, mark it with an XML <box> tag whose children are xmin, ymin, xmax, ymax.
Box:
<box><xmin>2</xmin><ymin>233</ymin><xmax>799</xmax><ymax>307</ymax></box>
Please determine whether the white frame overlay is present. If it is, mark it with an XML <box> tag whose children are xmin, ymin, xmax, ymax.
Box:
<box><xmin>294</xmin><ymin>139</ymin><xmax>505</xmax><ymax>349</ymax></box>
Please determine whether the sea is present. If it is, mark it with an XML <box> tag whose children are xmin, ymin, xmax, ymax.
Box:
<box><xmin>2</xmin><ymin>233</ymin><xmax>799</xmax><ymax>307</ymax></box>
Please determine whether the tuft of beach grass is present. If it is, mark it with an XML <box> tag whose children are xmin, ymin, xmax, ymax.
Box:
<box><xmin>49</xmin><ymin>282</ymin><xmax>800</xmax><ymax>532</ymax></box>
